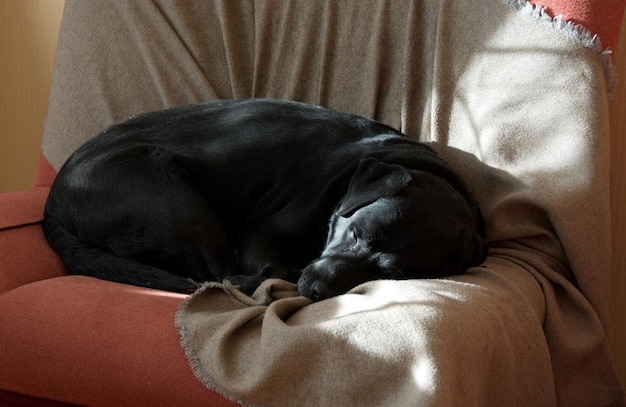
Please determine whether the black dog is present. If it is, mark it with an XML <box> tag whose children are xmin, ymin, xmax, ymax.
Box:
<box><xmin>43</xmin><ymin>98</ymin><xmax>487</xmax><ymax>301</ymax></box>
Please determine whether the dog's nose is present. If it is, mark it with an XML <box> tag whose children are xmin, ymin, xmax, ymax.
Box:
<box><xmin>309</xmin><ymin>279</ymin><xmax>331</xmax><ymax>302</ymax></box>
<box><xmin>298</xmin><ymin>256</ymin><xmax>360</xmax><ymax>301</ymax></box>
<box><xmin>298</xmin><ymin>262</ymin><xmax>340</xmax><ymax>301</ymax></box>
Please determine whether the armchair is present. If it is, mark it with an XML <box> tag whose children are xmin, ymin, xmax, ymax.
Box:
<box><xmin>1</xmin><ymin>0</ymin><xmax>625</xmax><ymax>406</ymax></box>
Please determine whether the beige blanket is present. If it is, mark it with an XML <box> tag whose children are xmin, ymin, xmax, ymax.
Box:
<box><xmin>42</xmin><ymin>0</ymin><xmax>624</xmax><ymax>406</ymax></box>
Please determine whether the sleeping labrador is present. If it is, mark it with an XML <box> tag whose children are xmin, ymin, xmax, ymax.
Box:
<box><xmin>43</xmin><ymin>98</ymin><xmax>487</xmax><ymax>301</ymax></box>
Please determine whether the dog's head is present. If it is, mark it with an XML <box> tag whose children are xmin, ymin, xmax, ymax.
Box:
<box><xmin>297</xmin><ymin>158</ymin><xmax>487</xmax><ymax>301</ymax></box>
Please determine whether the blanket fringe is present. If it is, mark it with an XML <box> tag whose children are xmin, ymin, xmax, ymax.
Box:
<box><xmin>174</xmin><ymin>284</ymin><xmax>260</xmax><ymax>407</ymax></box>
<box><xmin>502</xmin><ymin>0</ymin><xmax>615</xmax><ymax>91</ymax></box>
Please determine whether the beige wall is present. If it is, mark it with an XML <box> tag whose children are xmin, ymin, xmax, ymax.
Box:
<box><xmin>0</xmin><ymin>0</ymin><xmax>625</xmax><ymax>390</ymax></box>
<box><xmin>609</xmin><ymin>11</ymin><xmax>626</xmax><ymax>390</ymax></box>
<box><xmin>0</xmin><ymin>0</ymin><xmax>65</xmax><ymax>193</ymax></box>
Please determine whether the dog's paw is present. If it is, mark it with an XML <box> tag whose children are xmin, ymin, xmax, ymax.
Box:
<box><xmin>260</xmin><ymin>263</ymin><xmax>301</xmax><ymax>282</ymax></box>
<box><xmin>225</xmin><ymin>274</ymin><xmax>265</xmax><ymax>295</ymax></box>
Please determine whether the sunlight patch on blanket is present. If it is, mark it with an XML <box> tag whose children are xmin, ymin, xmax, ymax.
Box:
<box><xmin>412</xmin><ymin>355</ymin><xmax>437</xmax><ymax>394</ymax></box>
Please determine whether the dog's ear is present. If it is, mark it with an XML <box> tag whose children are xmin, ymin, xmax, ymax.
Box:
<box><xmin>337</xmin><ymin>158</ymin><xmax>411</xmax><ymax>217</ymax></box>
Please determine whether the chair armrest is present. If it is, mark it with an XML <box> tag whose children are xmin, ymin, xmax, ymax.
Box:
<box><xmin>0</xmin><ymin>188</ymin><xmax>67</xmax><ymax>294</ymax></box>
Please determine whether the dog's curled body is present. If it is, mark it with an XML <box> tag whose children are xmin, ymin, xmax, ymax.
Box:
<box><xmin>43</xmin><ymin>99</ymin><xmax>487</xmax><ymax>301</ymax></box>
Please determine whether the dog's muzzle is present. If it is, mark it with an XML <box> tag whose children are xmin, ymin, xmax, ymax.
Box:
<box><xmin>297</xmin><ymin>254</ymin><xmax>386</xmax><ymax>302</ymax></box>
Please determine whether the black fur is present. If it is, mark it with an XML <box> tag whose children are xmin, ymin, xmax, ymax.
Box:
<box><xmin>43</xmin><ymin>98</ymin><xmax>487</xmax><ymax>301</ymax></box>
